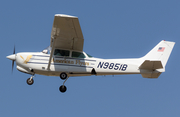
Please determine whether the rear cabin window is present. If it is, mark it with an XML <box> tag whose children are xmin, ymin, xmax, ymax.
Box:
<box><xmin>54</xmin><ymin>49</ymin><xmax>70</xmax><ymax>57</ymax></box>
<box><xmin>72</xmin><ymin>52</ymin><xmax>86</xmax><ymax>58</ymax></box>
<box><xmin>87</xmin><ymin>53</ymin><xmax>93</xmax><ymax>58</ymax></box>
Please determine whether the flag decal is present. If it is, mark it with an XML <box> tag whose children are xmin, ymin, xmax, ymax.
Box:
<box><xmin>158</xmin><ymin>47</ymin><xmax>165</xmax><ymax>52</ymax></box>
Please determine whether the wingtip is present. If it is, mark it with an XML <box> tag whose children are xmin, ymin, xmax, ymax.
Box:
<box><xmin>55</xmin><ymin>14</ymin><xmax>77</xmax><ymax>18</ymax></box>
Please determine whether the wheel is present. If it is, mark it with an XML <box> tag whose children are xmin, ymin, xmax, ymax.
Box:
<box><xmin>26</xmin><ymin>78</ymin><xmax>34</xmax><ymax>85</ymax></box>
<box><xmin>59</xmin><ymin>85</ymin><xmax>67</xmax><ymax>93</ymax></box>
<box><xmin>60</xmin><ymin>72</ymin><xmax>67</xmax><ymax>80</ymax></box>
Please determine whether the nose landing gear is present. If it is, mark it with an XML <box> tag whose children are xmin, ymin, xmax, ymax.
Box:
<box><xmin>26</xmin><ymin>75</ymin><xmax>35</xmax><ymax>85</ymax></box>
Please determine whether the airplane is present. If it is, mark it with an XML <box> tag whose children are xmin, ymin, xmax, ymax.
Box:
<box><xmin>6</xmin><ymin>14</ymin><xmax>175</xmax><ymax>93</ymax></box>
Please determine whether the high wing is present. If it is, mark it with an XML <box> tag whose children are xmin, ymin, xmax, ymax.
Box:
<box><xmin>50</xmin><ymin>14</ymin><xmax>84</xmax><ymax>51</ymax></box>
<box><xmin>47</xmin><ymin>14</ymin><xmax>84</xmax><ymax>70</ymax></box>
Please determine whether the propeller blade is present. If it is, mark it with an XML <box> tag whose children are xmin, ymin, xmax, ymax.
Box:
<box><xmin>12</xmin><ymin>45</ymin><xmax>15</xmax><ymax>73</ymax></box>
<box><xmin>12</xmin><ymin>60</ymin><xmax>14</xmax><ymax>73</ymax></box>
<box><xmin>13</xmin><ymin>45</ymin><xmax>15</xmax><ymax>54</ymax></box>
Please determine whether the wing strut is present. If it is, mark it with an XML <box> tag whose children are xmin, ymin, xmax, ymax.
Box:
<box><xmin>47</xmin><ymin>37</ymin><xmax>56</xmax><ymax>70</ymax></box>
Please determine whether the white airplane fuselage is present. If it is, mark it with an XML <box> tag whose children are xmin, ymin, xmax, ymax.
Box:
<box><xmin>15</xmin><ymin>52</ymin><xmax>158</xmax><ymax>78</ymax></box>
<box><xmin>7</xmin><ymin>40</ymin><xmax>175</xmax><ymax>93</ymax></box>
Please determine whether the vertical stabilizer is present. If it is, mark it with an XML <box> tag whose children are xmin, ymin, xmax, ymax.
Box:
<box><xmin>140</xmin><ymin>40</ymin><xmax>175</xmax><ymax>78</ymax></box>
<box><xmin>142</xmin><ymin>40</ymin><xmax>175</xmax><ymax>68</ymax></box>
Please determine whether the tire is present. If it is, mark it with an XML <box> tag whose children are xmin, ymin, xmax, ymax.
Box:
<box><xmin>59</xmin><ymin>85</ymin><xmax>67</xmax><ymax>93</ymax></box>
<box><xmin>26</xmin><ymin>78</ymin><xmax>34</xmax><ymax>85</ymax></box>
<box><xmin>60</xmin><ymin>72</ymin><xmax>67</xmax><ymax>80</ymax></box>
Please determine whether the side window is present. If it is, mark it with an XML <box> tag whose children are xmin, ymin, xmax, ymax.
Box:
<box><xmin>54</xmin><ymin>49</ymin><xmax>70</xmax><ymax>57</ymax></box>
<box><xmin>87</xmin><ymin>53</ymin><xmax>93</xmax><ymax>58</ymax></box>
<box><xmin>72</xmin><ymin>51</ymin><xmax>86</xmax><ymax>58</ymax></box>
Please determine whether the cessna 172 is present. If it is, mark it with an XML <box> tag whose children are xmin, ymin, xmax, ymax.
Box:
<box><xmin>6</xmin><ymin>14</ymin><xmax>175</xmax><ymax>93</ymax></box>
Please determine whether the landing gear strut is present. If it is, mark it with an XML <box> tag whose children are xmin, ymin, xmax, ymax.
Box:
<box><xmin>26</xmin><ymin>75</ymin><xmax>34</xmax><ymax>85</ymax></box>
<box><xmin>59</xmin><ymin>72</ymin><xmax>69</xmax><ymax>93</ymax></box>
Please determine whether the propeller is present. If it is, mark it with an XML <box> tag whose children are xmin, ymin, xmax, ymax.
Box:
<box><xmin>7</xmin><ymin>45</ymin><xmax>17</xmax><ymax>73</ymax></box>
<box><xmin>12</xmin><ymin>45</ymin><xmax>15</xmax><ymax>73</ymax></box>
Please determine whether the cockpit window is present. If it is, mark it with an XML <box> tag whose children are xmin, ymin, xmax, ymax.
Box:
<box><xmin>54</xmin><ymin>49</ymin><xmax>70</xmax><ymax>57</ymax></box>
<box><xmin>72</xmin><ymin>51</ymin><xmax>86</xmax><ymax>58</ymax></box>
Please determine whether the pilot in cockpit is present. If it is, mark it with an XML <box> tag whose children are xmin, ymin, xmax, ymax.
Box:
<box><xmin>54</xmin><ymin>49</ymin><xmax>61</xmax><ymax>56</ymax></box>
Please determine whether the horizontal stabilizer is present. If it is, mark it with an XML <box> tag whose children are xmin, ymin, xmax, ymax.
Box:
<box><xmin>139</xmin><ymin>60</ymin><xmax>163</xmax><ymax>70</ymax></box>
<box><xmin>141</xmin><ymin>72</ymin><xmax>162</xmax><ymax>78</ymax></box>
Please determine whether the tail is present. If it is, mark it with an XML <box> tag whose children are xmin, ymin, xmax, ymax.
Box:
<box><xmin>140</xmin><ymin>40</ymin><xmax>175</xmax><ymax>78</ymax></box>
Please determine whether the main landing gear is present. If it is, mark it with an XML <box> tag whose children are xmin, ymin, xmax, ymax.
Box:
<box><xmin>59</xmin><ymin>72</ymin><xmax>69</xmax><ymax>93</ymax></box>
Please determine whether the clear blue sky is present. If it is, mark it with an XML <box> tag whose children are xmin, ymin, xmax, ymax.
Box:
<box><xmin>1</xmin><ymin>0</ymin><xmax>180</xmax><ymax>117</ymax></box>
